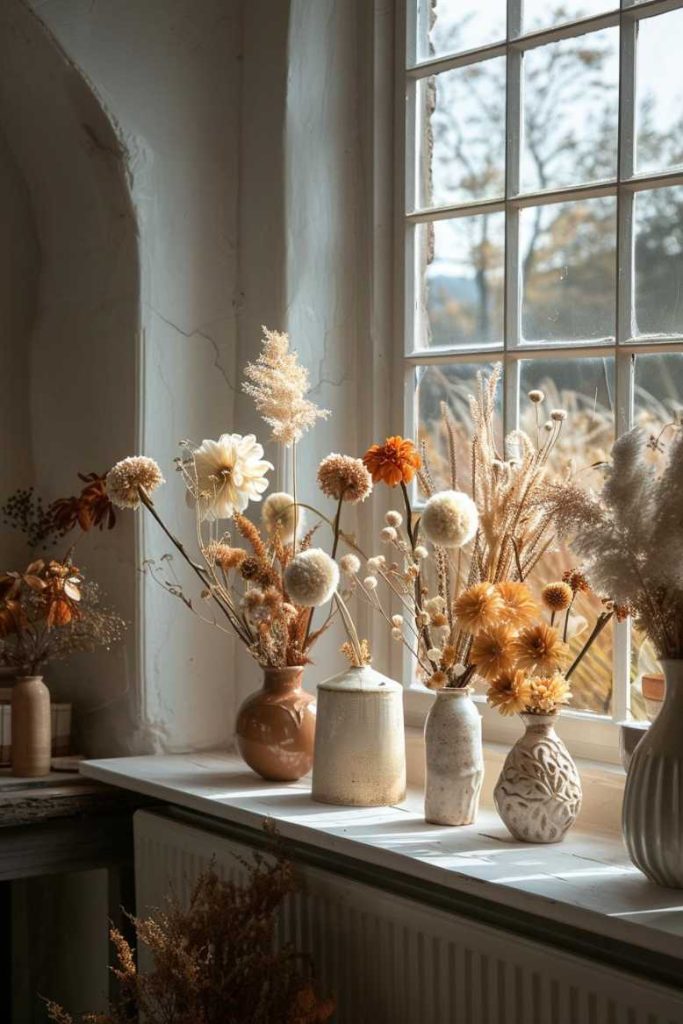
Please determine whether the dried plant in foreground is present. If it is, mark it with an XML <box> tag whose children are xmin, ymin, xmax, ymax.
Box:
<box><xmin>46</xmin><ymin>840</ymin><xmax>334</xmax><ymax>1024</ymax></box>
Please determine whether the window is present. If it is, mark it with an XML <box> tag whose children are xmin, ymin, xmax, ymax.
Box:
<box><xmin>401</xmin><ymin>0</ymin><xmax>683</xmax><ymax>741</ymax></box>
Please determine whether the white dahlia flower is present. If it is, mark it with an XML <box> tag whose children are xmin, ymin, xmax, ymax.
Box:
<box><xmin>284</xmin><ymin>548</ymin><xmax>339</xmax><ymax>607</ymax></box>
<box><xmin>421</xmin><ymin>490</ymin><xmax>478</xmax><ymax>549</ymax></box>
<box><xmin>193</xmin><ymin>433</ymin><xmax>273</xmax><ymax>521</ymax></box>
<box><xmin>261</xmin><ymin>491</ymin><xmax>301</xmax><ymax>542</ymax></box>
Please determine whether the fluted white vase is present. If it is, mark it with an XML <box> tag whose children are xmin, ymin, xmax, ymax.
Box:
<box><xmin>312</xmin><ymin>665</ymin><xmax>406</xmax><ymax>807</ymax></box>
<box><xmin>424</xmin><ymin>687</ymin><xmax>483</xmax><ymax>826</ymax></box>
<box><xmin>623</xmin><ymin>659</ymin><xmax>683</xmax><ymax>887</ymax></box>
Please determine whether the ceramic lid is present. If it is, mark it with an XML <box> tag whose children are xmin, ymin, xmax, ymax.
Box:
<box><xmin>317</xmin><ymin>665</ymin><xmax>403</xmax><ymax>693</ymax></box>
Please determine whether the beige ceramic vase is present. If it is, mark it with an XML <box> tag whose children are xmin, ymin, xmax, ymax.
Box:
<box><xmin>11</xmin><ymin>675</ymin><xmax>51</xmax><ymax>777</ymax></box>
<box><xmin>235</xmin><ymin>666</ymin><xmax>316</xmax><ymax>782</ymax></box>
<box><xmin>424</xmin><ymin>687</ymin><xmax>484</xmax><ymax>825</ymax></box>
<box><xmin>312</xmin><ymin>665</ymin><xmax>406</xmax><ymax>807</ymax></box>
<box><xmin>494</xmin><ymin>713</ymin><xmax>582</xmax><ymax>843</ymax></box>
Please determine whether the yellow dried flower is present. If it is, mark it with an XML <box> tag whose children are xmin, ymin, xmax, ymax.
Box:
<box><xmin>487</xmin><ymin>670</ymin><xmax>532</xmax><ymax>716</ymax></box>
<box><xmin>426</xmin><ymin>670</ymin><xmax>447</xmax><ymax>690</ymax></box>
<box><xmin>511</xmin><ymin>623</ymin><xmax>570</xmax><ymax>675</ymax></box>
<box><xmin>527</xmin><ymin>673</ymin><xmax>572</xmax><ymax>714</ymax></box>
<box><xmin>317</xmin><ymin>454</ymin><xmax>373</xmax><ymax>503</ymax></box>
<box><xmin>496</xmin><ymin>581</ymin><xmax>538</xmax><ymax>627</ymax></box>
<box><xmin>470</xmin><ymin>624</ymin><xmax>516</xmax><ymax>681</ymax></box>
<box><xmin>454</xmin><ymin>582</ymin><xmax>503</xmax><ymax>632</ymax></box>
<box><xmin>541</xmin><ymin>581</ymin><xmax>573</xmax><ymax>613</ymax></box>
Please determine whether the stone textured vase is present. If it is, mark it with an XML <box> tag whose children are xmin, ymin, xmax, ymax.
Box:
<box><xmin>623</xmin><ymin>659</ymin><xmax>683</xmax><ymax>887</ymax></box>
<box><xmin>236</xmin><ymin>667</ymin><xmax>315</xmax><ymax>782</ymax></box>
<box><xmin>312</xmin><ymin>665</ymin><xmax>406</xmax><ymax>806</ymax></box>
<box><xmin>494</xmin><ymin>713</ymin><xmax>582</xmax><ymax>843</ymax></box>
<box><xmin>11</xmin><ymin>675</ymin><xmax>51</xmax><ymax>778</ymax></box>
<box><xmin>424</xmin><ymin>688</ymin><xmax>483</xmax><ymax>826</ymax></box>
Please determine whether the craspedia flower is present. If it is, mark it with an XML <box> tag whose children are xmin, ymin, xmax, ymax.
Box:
<box><xmin>470</xmin><ymin>624</ymin><xmax>516</xmax><ymax>681</ymax></box>
<box><xmin>363</xmin><ymin>436</ymin><xmax>421</xmax><ymax>487</ymax></box>
<box><xmin>261</xmin><ymin>491</ymin><xmax>301</xmax><ymax>542</ymax></box>
<box><xmin>541</xmin><ymin>581</ymin><xmax>573</xmax><ymax>613</ymax></box>
<box><xmin>487</xmin><ymin>670</ymin><xmax>532</xmax><ymax>717</ymax></box>
<box><xmin>284</xmin><ymin>548</ymin><xmax>339</xmax><ymax>607</ymax></box>
<box><xmin>205</xmin><ymin>541</ymin><xmax>246</xmax><ymax>571</ymax></box>
<box><xmin>317</xmin><ymin>453</ymin><xmax>373</xmax><ymax>503</ymax></box>
<box><xmin>106</xmin><ymin>456</ymin><xmax>164</xmax><ymax>510</ymax></box>
<box><xmin>339</xmin><ymin>553</ymin><xmax>361</xmax><ymax>576</ymax></box>
<box><xmin>527</xmin><ymin>673</ymin><xmax>571</xmax><ymax>714</ymax></box>
<box><xmin>511</xmin><ymin>623</ymin><xmax>570</xmax><ymax>675</ymax></box>
<box><xmin>454</xmin><ymin>583</ymin><xmax>503</xmax><ymax>631</ymax></box>
<box><xmin>497</xmin><ymin>581</ymin><xmax>538</xmax><ymax>627</ymax></box>
<box><xmin>420</xmin><ymin>490</ymin><xmax>478</xmax><ymax>549</ymax></box>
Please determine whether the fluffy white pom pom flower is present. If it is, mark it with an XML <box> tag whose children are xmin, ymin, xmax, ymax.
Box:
<box><xmin>261</xmin><ymin>492</ymin><xmax>301</xmax><ymax>542</ymax></box>
<box><xmin>339</xmin><ymin>553</ymin><xmax>361</xmax><ymax>576</ymax></box>
<box><xmin>420</xmin><ymin>490</ymin><xmax>478</xmax><ymax>549</ymax></box>
<box><xmin>284</xmin><ymin>548</ymin><xmax>339</xmax><ymax>607</ymax></box>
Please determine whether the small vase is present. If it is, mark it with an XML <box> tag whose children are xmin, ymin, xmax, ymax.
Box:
<box><xmin>235</xmin><ymin>666</ymin><xmax>315</xmax><ymax>782</ymax></box>
<box><xmin>11</xmin><ymin>675</ymin><xmax>51</xmax><ymax>778</ymax></box>
<box><xmin>494</xmin><ymin>713</ymin><xmax>582</xmax><ymax>843</ymax></box>
<box><xmin>424</xmin><ymin>687</ymin><xmax>483</xmax><ymax>826</ymax></box>
<box><xmin>312</xmin><ymin>665</ymin><xmax>406</xmax><ymax>807</ymax></box>
<box><xmin>623</xmin><ymin>658</ymin><xmax>683</xmax><ymax>887</ymax></box>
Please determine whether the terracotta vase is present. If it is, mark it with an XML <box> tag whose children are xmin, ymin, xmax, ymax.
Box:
<box><xmin>235</xmin><ymin>666</ymin><xmax>315</xmax><ymax>782</ymax></box>
<box><xmin>494</xmin><ymin>713</ymin><xmax>582</xmax><ymax>843</ymax></box>
<box><xmin>312</xmin><ymin>665</ymin><xmax>406</xmax><ymax>807</ymax></box>
<box><xmin>11</xmin><ymin>675</ymin><xmax>51</xmax><ymax>778</ymax></box>
<box><xmin>623</xmin><ymin>659</ymin><xmax>683</xmax><ymax>887</ymax></box>
<box><xmin>424</xmin><ymin>687</ymin><xmax>483</xmax><ymax>825</ymax></box>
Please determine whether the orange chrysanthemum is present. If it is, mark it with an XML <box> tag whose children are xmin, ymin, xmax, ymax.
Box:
<box><xmin>527</xmin><ymin>673</ymin><xmax>572</xmax><ymax>714</ymax></box>
<box><xmin>511</xmin><ymin>623</ymin><xmax>570</xmax><ymax>675</ymax></box>
<box><xmin>363</xmin><ymin>436</ymin><xmax>421</xmax><ymax>488</ymax></box>
<box><xmin>454</xmin><ymin>583</ymin><xmax>503</xmax><ymax>632</ymax></box>
<box><xmin>487</xmin><ymin>670</ymin><xmax>531</xmax><ymax>717</ymax></box>
<box><xmin>496</xmin><ymin>581</ymin><xmax>538</xmax><ymax>627</ymax></box>
<box><xmin>470</xmin><ymin>624</ymin><xmax>516</xmax><ymax>681</ymax></box>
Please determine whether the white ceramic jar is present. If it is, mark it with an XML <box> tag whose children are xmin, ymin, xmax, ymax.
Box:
<box><xmin>623</xmin><ymin>659</ymin><xmax>683</xmax><ymax>887</ymax></box>
<box><xmin>424</xmin><ymin>687</ymin><xmax>483</xmax><ymax>826</ymax></box>
<box><xmin>312</xmin><ymin>665</ymin><xmax>406</xmax><ymax>807</ymax></box>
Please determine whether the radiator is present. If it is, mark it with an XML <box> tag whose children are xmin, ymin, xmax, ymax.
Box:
<box><xmin>134</xmin><ymin>809</ymin><xmax>683</xmax><ymax>1024</ymax></box>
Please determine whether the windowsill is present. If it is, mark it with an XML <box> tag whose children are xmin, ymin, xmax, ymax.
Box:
<box><xmin>80</xmin><ymin>751</ymin><xmax>683</xmax><ymax>979</ymax></box>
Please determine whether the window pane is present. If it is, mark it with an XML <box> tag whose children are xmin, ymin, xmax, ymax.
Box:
<box><xmin>635</xmin><ymin>9</ymin><xmax>683</xmax><ymax>176</ymax></box>
<box><xmin>416</xmin><ymin>0</ymin><xmax>506</xmax><ymax>62</ymax></box>
<box><xmin>520</xmin><ymin>357</ymin><xmax>615</xmax><ymax>714</ymax></box>
<box><xmin>419</xmin><ymin>58</ymin><xmax>506</xmax><ymax>209</ymax></box>
<box><xmin>414</xmin><ymin>214</ymin><xmax>505</xmax><ymax>350</ymax></box>
<box><xmin>633</xmin><ymin>187</ymin><xmax>683</xmax><ymax>339</ymax></box>
<box><xmin>522</xmin><ymin>0</ymin><xmax>615</xmax><ymax>35</ymax></box>
<box><xmin>520</xmin><ymin>197</ymin><xmax>617</xmax><ymax>344</ymax></box>
<box><xmin>415</xmin><ymin>361</ymin><xmax>503</xmax><ymax>493</ymax></box>
<box><xmin>521</xmin><ymin>29</ymin><xmax>619</xmax><ymax>193</ymax></box>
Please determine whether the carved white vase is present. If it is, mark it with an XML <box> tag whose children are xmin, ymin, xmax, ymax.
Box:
<box><xmin>312</xmin><ymin>665</ymin><xmax>406</xmax><ymax>807</ymax></box>
<box><xmin>623</xmin><ymin>659</ymin><xmax>683</xmax><ymax>887</ymax></box>
<box><xmin>424</xmin><ymin>687</ymin><xmax>483</xmax><ymax>826</ymax></box>
<box><xmin>494</xmin><ymin>713</ymin><xmax>582</xmax><ymax>843</ymax></box>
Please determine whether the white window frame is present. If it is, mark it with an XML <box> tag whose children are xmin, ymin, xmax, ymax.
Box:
<box><xmin>396</xmin><ymin>0</ymin><xmax>683</xmax><ymax>763</ymax></box>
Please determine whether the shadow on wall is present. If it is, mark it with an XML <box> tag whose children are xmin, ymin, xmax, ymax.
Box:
<box><xmin>0</xmin><ymin>0</ymin><xmax>141</xmax><ymax>756</ymax></box>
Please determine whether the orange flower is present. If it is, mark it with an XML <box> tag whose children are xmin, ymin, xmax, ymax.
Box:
<box><xmin>527</xmin><ymin>673</ymin><xmax>572</xmax><ymax>714</ymax></box>
<box><xmin>470</xmin><ymin>624</ymin><xmax>515</xmax><ymax>681</ymax></box>
<box><xmin>511</xmin><ymin>623</ymin><xmax>570</xmax><ymax>675</ymax></box>
<box><xmin>363</xmin><ymin>436</ymin><xmax>421</xmax><ymax>487</ymax></box>
<box><xmin>497</xmin><ymin>581</ymin><xmax>538</xmax><ymax>627</ymax></box>
<box><xmin>454</xmin><ymin>583</ymin><xmax>503</xmax><ymax>632</ymax></box>
<box><xmin>487</xmin><ymin>670</ymin><xmax>531</xmax><ymax>716</ymax></box>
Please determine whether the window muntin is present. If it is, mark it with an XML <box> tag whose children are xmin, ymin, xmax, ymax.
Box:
<box><xmin>403</xmin><ymin>0</ymin><xmax>683</xmax><ymax>726</ymax></box>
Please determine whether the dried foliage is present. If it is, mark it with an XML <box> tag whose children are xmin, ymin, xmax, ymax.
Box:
<box><xmin>46</xmin><ymin>843</ymin><xmax>334</xmax><ymax>1024</ymax></box>
<box><xmin>1</xmin><ymin>474</ymin><xmax>116</xmax><ymax>549</ymax></box>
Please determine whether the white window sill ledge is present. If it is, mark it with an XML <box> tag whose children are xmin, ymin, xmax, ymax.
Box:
<box><xmin>81</xmin><ymin>751</ymin><xmax>683</xmax><ymax>973</ymax></box>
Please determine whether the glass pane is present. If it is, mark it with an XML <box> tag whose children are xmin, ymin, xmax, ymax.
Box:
<box><xmin>520</xmin><ymin>357</ymin><xmax>616</xmax><ymax>714</ymax></box>
<box><xmin>416</xmin><ymin>361</ymin><xmax>503</xmax><ymax>493</ymax></box>
<box><xmin>633</xmin><ymin>187</ymin><xmax>683</xmax><ymax>339</ymax></box>
<box><xmin>416</xmin><ymin>0</ymin><xmax>506</xmax><ymax>62</ymax></box>
<box><xmin>630</xmin><ymin>352</ymin><xmax>683</xmax><ymax>719</ymax></box>
<box><xmin>414</xmin><ymin>214</ymin><xmax>505</xmax><ymax>350</ymax></box>
<box><xmin>520</xmin><ymin>197</ymin><xmax>617</xmax><ymax>344</ymax></box>
<box><xmin>635</xmin><ymin>9</ymin><xmax>683</xmax><ymax>176</ymax></box>
<box><xmin>521</xmin><ymin>29</ymin><xmax>619</xmax><ymax>193</ymax></box>
<box><xmin>522</xmin><ymin>0</ymin><xmax>615</xmax><ymax>34</ymax></box>
<box><xmin>419</xmin><ymin>58</ymin><xmax>506</xmax><ymax>209</ymax></box>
